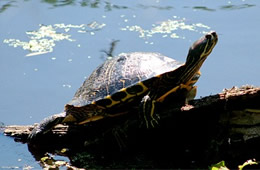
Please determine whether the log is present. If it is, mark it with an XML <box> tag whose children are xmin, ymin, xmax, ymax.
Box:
<box><xmin>3</xmin><ymin>85</ymin><xmax>260</xmax><ymax>169</ymax></box>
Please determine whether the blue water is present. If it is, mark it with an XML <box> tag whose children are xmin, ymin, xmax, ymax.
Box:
<box><xmin>0</xmin><ymin>0</ymin><xmax>259</xmax><ymax>168</ymax></box>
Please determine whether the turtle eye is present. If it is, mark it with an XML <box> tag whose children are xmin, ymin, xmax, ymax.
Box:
<box><xmin>205</xmin><ymin>34</ymin><xmax>212</xmax><ymax>39</ymax></box>
<box><xmin>211</xmin><ymin>31</ymin><xmax>217</xmax><ymax>37</ymax></box>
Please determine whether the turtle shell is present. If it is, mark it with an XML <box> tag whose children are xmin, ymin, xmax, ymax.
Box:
<box><xmin>68</xmin><ymin>52</ymin><xmax>183</xmax><ymax>109</ymax></box>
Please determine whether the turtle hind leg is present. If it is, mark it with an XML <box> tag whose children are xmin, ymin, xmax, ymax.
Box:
<box><xmin>140</xmin><ymin>95</ymin><xmax>160</xmax><ymax>128</ymax></box>
<box><xmin>27</xmin><ymin>112</ymin><xmax>66</xmax><ymax>142</ymax></box>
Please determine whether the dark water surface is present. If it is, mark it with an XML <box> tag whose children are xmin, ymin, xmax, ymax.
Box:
<box><xmin>0</xmin><ymin>0</ymin><xmax>259</xmax><ymax>168</ymax></box>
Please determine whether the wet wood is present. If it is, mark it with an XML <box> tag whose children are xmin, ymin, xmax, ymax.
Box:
<box><xmin>4</xmin><ymin>125</ymin><xmax>33</xmax><ymax>136</ymax></box>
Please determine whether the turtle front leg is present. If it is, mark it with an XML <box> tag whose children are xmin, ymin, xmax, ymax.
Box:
<box><xmin>140</xmin><ymin>84</ymin><xmax>196</xmax><ymax>128</ymax></box>
<box><xmin>140</xmin><ymin>86</ymin><xmax>182</xmax><ymax>128</ymax></box>
<box><xmin>140</xmin><ymin>94</ymin><xmax>160</xmax><ymax>128</ymax></box>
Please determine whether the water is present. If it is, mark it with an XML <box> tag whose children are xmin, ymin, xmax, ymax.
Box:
<box><xmin>0</xmin><ymin>0</ymin><xmax>259</xmax><ymax>168</ymax></box>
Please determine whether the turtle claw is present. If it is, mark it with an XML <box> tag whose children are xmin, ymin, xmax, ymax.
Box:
<box><xmin>144</xmin><ymin>114</ymin><xmax>160</xmax><ymax>128</ymax></box>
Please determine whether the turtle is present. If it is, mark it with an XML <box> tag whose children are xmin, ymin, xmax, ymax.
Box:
<box><xmin>28</xmin><ymin>31</ymin><xmax>218</xmax><ymax>140</ymax></box>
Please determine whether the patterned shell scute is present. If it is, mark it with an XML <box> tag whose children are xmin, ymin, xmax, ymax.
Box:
<box><xmin>68</xmin><ymin>52</ymin><xmax>183</xmax><ymax>107</ymax></box>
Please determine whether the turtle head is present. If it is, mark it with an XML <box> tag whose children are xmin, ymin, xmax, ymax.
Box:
<box><xmin>186</xmin><ymin>31</ymin><xmax>218</xmax><ymax>67</ymax></box>
<box><xmin>179</xmin><ymin>31</ymin><xmax>217</xmax><ymax>83</ymax></box>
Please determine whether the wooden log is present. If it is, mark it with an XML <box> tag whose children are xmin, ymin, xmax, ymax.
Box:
<box><xmin>4</xmin><ymin>86</ymin><xmax>260</xmax><ymax>140</ymax></box>
<box><xmin>3</xmin><ymin>85</ymin><xmax>260</xmax><ymax>168</ymax></box>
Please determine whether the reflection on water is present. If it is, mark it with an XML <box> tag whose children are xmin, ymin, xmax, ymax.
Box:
<box><xmin>192</xmin><ymin>6</ymin><xmax>216</xmax><ymax>12</ymax></box>
<box><xmin>188</xmin><ymin>3</ymin><xmax>255</xmax><ymax>12</ymax></box>
<box><xmin>220</xmin><ymin>4</ymin><xmax>255</xmax><ymax>10</ymax></box>
<box><xmin>43</xmin><ymin>0</ymin><xmax>129</xmax><ymax>10</ymax></box>
<box><xmin>43</xmin><ymin>0</ymin><xmax>75</xmax><ymax>7</ymax></box>
<box><xmin>0</xmin><ymin>0</ymin><xmax>15</xmax><ymax>13</ymax></box>
<box><xmin>137</xmin><ymin>4</ymin><xmax>174</xmax><ymax>10</ymax></box>
<box><xmin>0</xmin><ymin>0</ymin><xmax>256</xmax><ymax>14</ymax></box>
<box><xmin>0</xmin><ymin>0</ymin><xmax>129</xmax><ymax>13</ymax></box>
